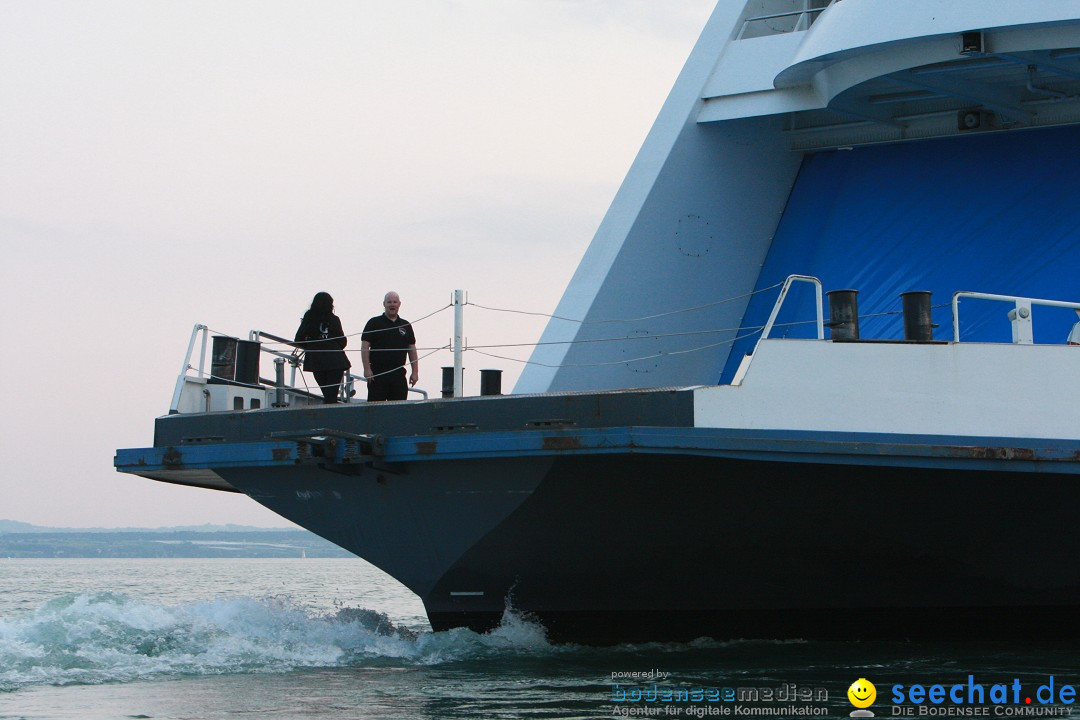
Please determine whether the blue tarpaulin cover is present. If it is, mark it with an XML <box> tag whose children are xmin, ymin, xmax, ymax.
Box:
<box><xmin>721</xmin><ymin>124</ymin><xmax>1080</xmax><ymax>383</ymax></box>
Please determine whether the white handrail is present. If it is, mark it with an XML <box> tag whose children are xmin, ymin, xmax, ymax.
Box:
<box><xmin>173</xmin><ymin>324</ymin><xmax>431</xmax><ymax>413</ymax></box>
<box><xmin>732</xmin><ymin>275</ymin><xmax>824</xmax><ymax>386</ymax></box>
<box><xmin>738</xmin><ymin>1</ymin><xmax>834</xmax><ymax>39</ymax></box>
<box><xmin>745</xmin><ymin>8</ymin><xmax>828</xmax><ymax>22</ymax></box>
<box><xmin>952</xmin><ymin>291</ymin><xmax>1080</xmax><ymax>344</ymax></box>
<box><xmin>170</xmin><ymin>323</ymin><xmax>208</xmax><ymax>414</ymax></box>
<box><xmin>759</xmin><ymin>275</ymin><xmax>825</xmax><ymax>344</ymax></box>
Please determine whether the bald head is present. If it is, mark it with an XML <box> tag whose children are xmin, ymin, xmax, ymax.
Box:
<box><xmin>383</xmin><ymin>292</ymin><xmax>401</xmax><ymax>320</ymax></box>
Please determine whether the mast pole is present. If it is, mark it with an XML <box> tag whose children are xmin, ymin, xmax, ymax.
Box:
<box><xmin>453</xmin><ymin>289</ymin><xmax>464</xmax><ymax>397</ymax></box>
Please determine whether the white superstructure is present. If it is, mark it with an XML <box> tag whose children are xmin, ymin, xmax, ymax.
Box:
<box><xmin>517</xmin><ymin>0</ymin><xmax>1080</xmax><ymax>396</ymax></box>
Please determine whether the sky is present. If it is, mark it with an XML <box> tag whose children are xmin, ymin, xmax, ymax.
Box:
<box><xmin>0</xmin><ymin>0</ymin><xmax>717</xmax><ymax>528</ymax></box>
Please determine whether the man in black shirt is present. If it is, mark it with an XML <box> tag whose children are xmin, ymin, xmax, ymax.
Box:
<box><xmin>361</xmin><ymin>291</ymin><xmax>418</xmax><ymax>401</ymax></box>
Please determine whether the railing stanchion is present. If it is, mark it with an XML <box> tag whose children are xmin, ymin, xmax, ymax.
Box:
<box><xmin>197</xmin><ymin>326</ymin><xmax>208</xmax><ymax>378</ymax></box>
<box><xmin>758</xmin><ymin>275</ymin><xmax>824</xmax><ymax>345</ymax></box>
<box><xmin>734</xmin><ymin>275</ymin><xmax>824</xmax><ymax>386</ymax></box>
<box><xmin>952</xmin><ymin>291</ymin><xmax>1080</xmax><ymax>344</ymax></box>
<box><xmin>179</xmin><ymin>323</ymin><xmax>205</xmax><ymax>378</ymax></box>
<box><xmin>171</xmin><ymin>323</ymin><xmax>208</xmax><ymax>414</ymax></box>
<box><xmin>273</xmin><ymin>358</ymin><xmax>287</xmax><ymax>407</ymax></box>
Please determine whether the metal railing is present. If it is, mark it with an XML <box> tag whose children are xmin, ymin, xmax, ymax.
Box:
<box><xmin>731</xmin><ymin>275</ymin><xmax>823</xmax><ymax>386</ymax></box>
<box><xmin>759</xmin><ymin>274</ymin><xmax>825</xmax><ymax>344</ymax></box>
<box><xmin>250</xmin><ymin>329</ymin><xmax>428</xmax><ymax>402</ymax></box>
<box><xmin>169</xmin><ymin>323</ymin><xmax>429</xmax><ymax>413</ymax></box>
<box><xmin>738</xmin><ymin>1</ymin><xmax>834</xmax><ymax>40</ymax></box>
<box><xmin>952</xmin><ymin>291</ymin><xmax>1080</xmax><ymax>344</ymax></box>
<box><xmin>248</xmin><ymin>330</ymin><xmax>302</xmax><ymax>387</ymax></box>
<box><xmin>170</xmin><ymin>323</ymin><xmax>210</xmax><ymax>414</ymax></box>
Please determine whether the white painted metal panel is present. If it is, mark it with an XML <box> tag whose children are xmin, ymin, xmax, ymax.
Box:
<box><xmin>694</xmin><ymin>339</ymin><xmax>1080</xmax><ymax>439</ymax></box>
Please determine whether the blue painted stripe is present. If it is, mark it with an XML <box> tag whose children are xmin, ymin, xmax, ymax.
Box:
<box><xmin>115</xmin><ymin>427</ymin><xmax>1080</xmax><ymax>475</ymax></box>
<box><xmin>114</xmin><ymin>442</ymin><xmax>299</xmax><ymax>470</ymax></box>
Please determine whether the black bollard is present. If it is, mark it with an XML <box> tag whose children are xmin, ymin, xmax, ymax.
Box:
<box><xmin>900</xmin><ymin>291</ymin><xmax>934</xmax><ymax>342</ymax></box>
<box><xmin>826</xmin><ymin>289</ymin><xmax>860</xmax><ymax>340</ymax></box>
<box><xmin>480</xmin><ymin>369</ymin><xmax>502</xmax><ymax>396</ymax></box>
<box><xmin>234</xmin><ymin>340</ymin><xmax>262</xmax><ymax>386</ymax></box>
<box><xmin>441</xmin><ymin>366</ymin><xmax>455</xmax><ymax>399</ymax></box>
<box><xmin>209</xmin><ymin>336</ymin><xmax>237</xmax><ymax>384</ymax></box>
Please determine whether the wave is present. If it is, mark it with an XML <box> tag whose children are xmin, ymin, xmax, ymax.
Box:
<box><xmin>0</xmin><ymin>592</ymin><xmax>556</xmax><ymax>691</ymax></box>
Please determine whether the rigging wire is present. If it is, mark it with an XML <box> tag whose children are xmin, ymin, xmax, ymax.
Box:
<box><xmin>342</xmin><ymin>302</ymin><xmax>452</xmax><ymax>338</ymax></box>
<box><xmin>298</xmin><ymin>346</ymin><xmax>449</xmax><ymax>353</ymax></box>
<box><xmin>458</xmin><ymin>303</ymin><xmax>952</xmax><ymax>369</ymax></box>
<box><xmin>189</xmin><ymin>344</ymin><xmax>452</xmax><ymax>386</ymax></box>
<box><xmin>464</xmin><ymin>282</ymin><xmax>785</xmax><ymax>325</ymax></box>
<box><xmin>200</xmin><ymin>292</ymin><xmax>958</xmax><ymax>379</ymax></box>
<box><xmin>255</xmin><ymin>303</ymin><xmax>453</xmax><ymax>347</ymax></box>
<box><xmin>460</xmin><ymin>315</ymin><xmax>833</xmax><ymax>352</ymax></box>
<box><xmin>466</xmin><ymin>325</ymin><xmax>762</xmax><ymax>350</ymax></box>
<box><xmin>360</xmin><ymin>343</ymin><xmax>451</xmax><ymax>382</ymax></box>
<box><xmin>468</xmin><ymin>329</ymin><xmax>766</xmax><ymax>369</ymax></box>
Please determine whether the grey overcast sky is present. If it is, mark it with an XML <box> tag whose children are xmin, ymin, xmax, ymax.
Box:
<box><xmin>0</xmin><ymin>0</ymin><xmax>716</xmax><ymax>528</ymax></box>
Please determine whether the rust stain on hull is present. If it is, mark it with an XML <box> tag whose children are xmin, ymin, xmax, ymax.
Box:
<box><xmin>543</xmin><ymin>436</ymin><xmax>583</xmax><ymax>451</ymax></box>
<box><xmin>961</xmin><ymin>446</ymin><xmax>1036</xmax><ymax>461</ymax></box>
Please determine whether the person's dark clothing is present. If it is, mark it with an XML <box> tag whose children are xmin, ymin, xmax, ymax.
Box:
<box><xmin>312</xmin><ymin>369</ymin><xmax>346</xmax><ymax>403</ymax></box>
<box><xmin>367</xmin><ymin>372</ymin><xmax>408</xmax><ymax>402</ymax></box>
<box><xmin>295</xmin><ymin>312</ymin><xmax>351</xmax><ymax>403</ymax></box>
<box><xmin>362</xmin><ymin>314</ymin><xmax>415</xmax><ymax>402</ymax></box>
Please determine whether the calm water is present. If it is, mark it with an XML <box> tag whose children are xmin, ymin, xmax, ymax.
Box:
<box><xmin>1</xmin><ymin>559</ymin><xmax>1077</xmax><ymax>720</ymax></box>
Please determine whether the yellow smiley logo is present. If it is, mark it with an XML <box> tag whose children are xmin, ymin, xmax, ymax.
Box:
<box><xmin>848</xmin><ymin>678</ymin><xmax>876</xmax><ymax>708</ymax></box>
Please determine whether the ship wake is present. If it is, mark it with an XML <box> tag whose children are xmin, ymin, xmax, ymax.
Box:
<box><xmin>0</xmin><ymin>592</ymin><xmax>557</xmax><ymax>691</ymax></box>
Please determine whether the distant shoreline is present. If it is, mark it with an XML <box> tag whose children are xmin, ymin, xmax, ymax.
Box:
<box><xmin>0</xmin><ymin>519</ymin><xmax>300</xmax><ymax>534</ymax></box>
<box><xmin>0</xmin><ymin>526</ymin><xmax>354</xmax><ymax>559</ymax></box>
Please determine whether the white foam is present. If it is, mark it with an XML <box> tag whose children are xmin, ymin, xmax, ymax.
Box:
<box><xmin>0</xmin><ymin>593</ymin><xmax>559</xmax><ymax>691</ymax></box>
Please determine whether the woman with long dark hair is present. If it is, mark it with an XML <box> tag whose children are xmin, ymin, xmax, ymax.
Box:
<box><xmin>294</xmin><ymin>292</ymin><xmax>351</xmax><ymax>403</ymax></box>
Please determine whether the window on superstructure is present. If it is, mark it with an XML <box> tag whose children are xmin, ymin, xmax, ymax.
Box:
<box><xmin>738</xmin><ymin>0</ymin><xmax>834</xmax><ymax>40</ymax></box>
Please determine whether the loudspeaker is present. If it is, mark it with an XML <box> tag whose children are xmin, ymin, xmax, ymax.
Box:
<box><xmin>958</xmin><ymin>109</ymin><xmax>991</xmax><ymax>131</ymax></box>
